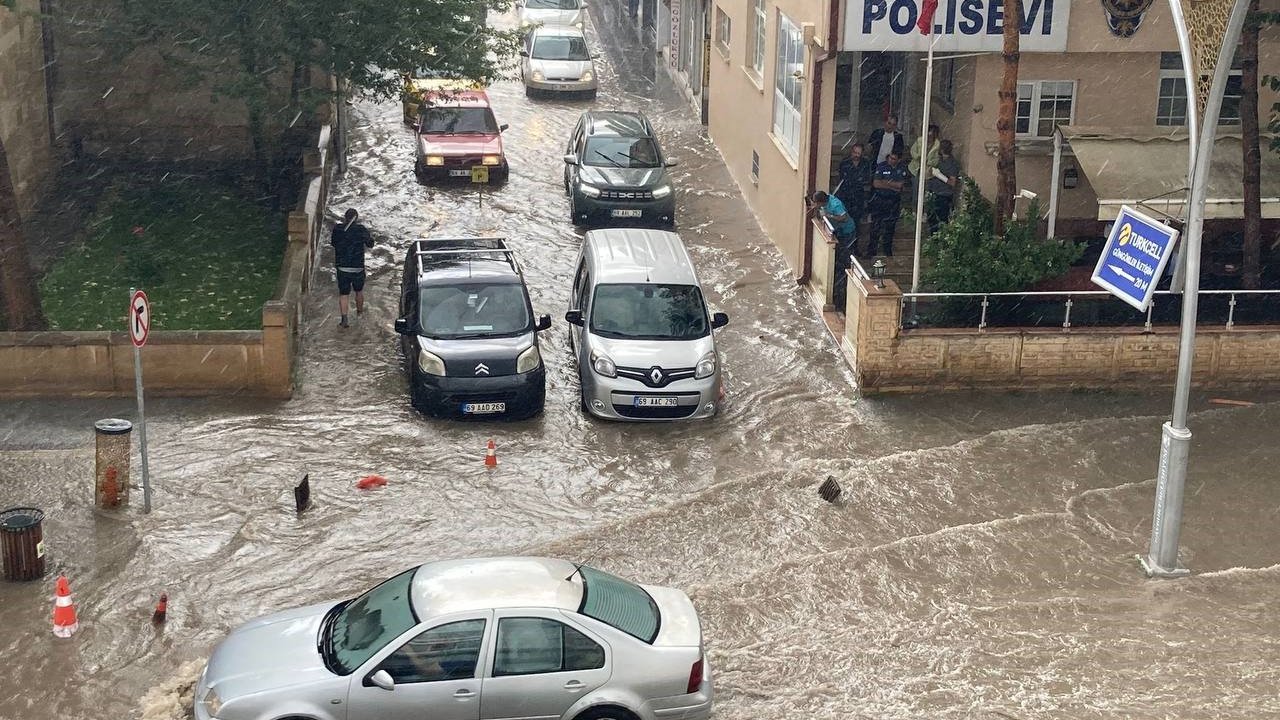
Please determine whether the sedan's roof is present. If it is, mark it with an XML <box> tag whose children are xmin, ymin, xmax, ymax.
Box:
<box><xmin>411</xmin><ymin>556</ymin><xmax>584</xmax><ymax>618</ymax></box>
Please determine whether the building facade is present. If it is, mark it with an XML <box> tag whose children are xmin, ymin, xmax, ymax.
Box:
<box><xmin>697</xmin><ymin>0</ymin><xmax>1280</xmax><ymax>280</ymax></box>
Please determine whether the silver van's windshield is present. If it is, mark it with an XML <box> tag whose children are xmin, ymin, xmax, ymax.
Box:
<box><xmin>589</xmin><ymin>283</ymin><xmax>708</xmax><ymax>340</ymax></box>
<box><xmin>419</xmin><ymin>283</ymin><xmax>532</xmax><ymax>338</ymax></box>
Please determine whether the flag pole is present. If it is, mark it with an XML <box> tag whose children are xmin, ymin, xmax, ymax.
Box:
<box><xmin>910</xmin><ymin>25</ymin><xmax>939</xmax><ymax>296</ymax></box>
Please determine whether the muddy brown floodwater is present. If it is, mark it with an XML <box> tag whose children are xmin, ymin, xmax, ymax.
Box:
<box><xmin>3</xmin><ymin>2</ymin><xmax>1280</xmax><ymax>719</ymax></box>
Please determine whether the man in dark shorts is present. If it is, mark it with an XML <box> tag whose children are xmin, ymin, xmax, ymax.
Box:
<box><xmin>331</xmin><ymin>208</ymin><xmax>374</xmax><ymax>328</ymax></box>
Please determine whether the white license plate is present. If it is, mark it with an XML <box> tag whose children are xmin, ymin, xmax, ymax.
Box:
<box><xmin>611</xmin><ymin>209</ymin><xmax>643</xmax><ymax>218</ymax></box>
<box><xmin>463</xmin><ymin>402</ymin><xmax>506</xmax><ymax>414</ymax></box>
<box><xmin>634</xmin><ymin>396</ymin><xmax>678</xmax><ymax>408</ymax></box>
<box><xmin>448</xmin><ymin>169</ymin><xmax>472</xmax><ymax>177</ymax></box>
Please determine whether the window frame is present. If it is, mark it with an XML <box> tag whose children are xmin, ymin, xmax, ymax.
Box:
<box><xmin>1155</xmin><ymin>51</ymin><xmax>1243</xmax><ymax>127</ymax></box>
<box><xmin>1014</xmin><ymin>80</ymin><xmax>1076</xmax><ymax>138</ymax></box>
<box><xmin>715</xmin><ymin>6</ymin><xmax>731</xmax><ymax>58</ymax></box>
<box><xmin>749</xmin><ymin>0</ymin><xmax>765</xmax><ymax>76</ymax></box>
<box><xmin>771</xmin><ymin>10</ymin><xmax>804</xmax><ymax>159</ymax></box>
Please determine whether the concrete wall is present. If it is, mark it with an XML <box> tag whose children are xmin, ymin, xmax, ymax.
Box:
<box><xmin>0</xmin><ymin>0</ymin><xmax>53</xmax><ymax>214</ymax></box>
<box><xmin>0</xmin><ymin>120</ymin><xmax>334</xmax><ymax>398</ymax></box>
<box><xmin>840</xmin><ymin>275</ymin><xmax>1280</xmax><ymax>393</ymax></box>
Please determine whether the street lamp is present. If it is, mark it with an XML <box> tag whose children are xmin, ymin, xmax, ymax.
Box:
<box><xmin>871</xmin><ymin>259</ymin><xmax>886</xmax><ymax>289</ymax></box>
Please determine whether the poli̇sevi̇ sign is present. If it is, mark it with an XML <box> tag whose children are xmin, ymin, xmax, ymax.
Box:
<box><xmin>843</xmin><ymin>0</ymin><xmax>1071</xmax><ymax>52</ymax></box>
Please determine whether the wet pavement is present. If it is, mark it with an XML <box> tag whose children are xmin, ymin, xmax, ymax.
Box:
<box><xmin>3</xmin><ymin>2</ymin><xmax>1280</xmax><ymax>718</ymax></box>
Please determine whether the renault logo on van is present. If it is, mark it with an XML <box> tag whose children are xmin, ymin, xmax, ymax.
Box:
<box><xmin>474</xmin><ymin>363</ymin><xmax>490</xmax><ymax>375</ymax></box>
<box><xmin>649</xmin><ymin>367</ymin><xmax>664</xmax><ymax>384</ymax></box>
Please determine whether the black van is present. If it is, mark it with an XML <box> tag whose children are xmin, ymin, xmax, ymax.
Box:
<box><xmin>394</xmin><ymin>238</ymin><xmax>551</xmax><ymax>419</ymax></box>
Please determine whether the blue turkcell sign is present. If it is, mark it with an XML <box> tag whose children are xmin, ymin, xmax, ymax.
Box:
<box><xmin>1090</xmin><ymin>205</ymin><xmax>1180</xmax><ymax>312</ymax></box>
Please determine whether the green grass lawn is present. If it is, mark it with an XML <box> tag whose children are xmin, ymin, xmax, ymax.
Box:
<box><xmin>39</xmin><ymin>180</ymin><xmax>286</xmax><ymax>331</ymax></box>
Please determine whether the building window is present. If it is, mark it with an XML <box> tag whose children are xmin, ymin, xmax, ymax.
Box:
<box><xmin>772</xmin><ymin>11</ymin><xmax>803</xmax><ymax>158</ymax></box>
<box><xmin>1156</xmin><ymin>52</ymin><xmax>1243</xmax><ymax>126</ymax></box>
<box><xmin>750</xmin><ymin>0</ymin><xmax>765</xmax><ymax>75</ymax></box>
<box><xmin>751</xmin><ymin>150</ymin><xmax>760</xmax><ymax>184</ymax></box>
<box><xmin>1015</xmin><ymin>80</ymin><xmax>1075</xmax><ymax>137</ymax></box>
<box><xmin>937</xmin><ymin>58</ymin><xmax>956</xmax><ymax>109</ymax></box>
<box><xmin>715</xmin><ymin>7</ymin><xmax>731</xmax><ymax>57</ymax></box>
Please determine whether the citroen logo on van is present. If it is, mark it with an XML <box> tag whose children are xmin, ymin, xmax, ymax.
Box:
<box><xmin>474</xmin><ymin>363</ymin><xmax>490</xmax><ymax>375</ymax></box>
<box><xmin>649</xmin><ymin>367</ymin><xmax>664</xmax><ymax>385</ymax></box>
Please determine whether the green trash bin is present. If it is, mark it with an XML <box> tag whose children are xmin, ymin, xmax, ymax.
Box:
<box><xmin>0</xmin><ymin>507</ymin><xmax>46</xmax><ymax>581</ymax></box>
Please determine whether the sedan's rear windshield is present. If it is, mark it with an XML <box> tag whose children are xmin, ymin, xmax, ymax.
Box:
<box><xmin>420</xmin><ymin>283</ymin><xmax>531</xmax><ymax>338</ymax></box>
<box><xmin>578</xmin><ymin>565</ymin><xmax>660</xmax><ymax>643</ymax></box>
<box><xmin>420</xmin><ymin>106</ymin><xmax>498</xmax><ymax>134</ymax></box>
<box><xmin>590</xmin><ymin>283</ymin><xmax>708</xmax><ymax>340</ymax></box>
<box><xmin>324</xmin><ymin>567</ymin><xmax>419</xmax><ymax>674</ymax></box>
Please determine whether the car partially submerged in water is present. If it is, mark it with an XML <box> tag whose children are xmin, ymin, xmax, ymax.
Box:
<box><xmin>194</xmin><ymin>556</ymin><xmax>713</xmax><ymax>720</ymax></box>
<box><xmin>413</xmin><ymin>88</ymin><xmax>510</xmax><ymax>184</ymax></box>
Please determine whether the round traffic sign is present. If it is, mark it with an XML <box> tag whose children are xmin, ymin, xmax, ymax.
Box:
<box><xmin>129</xmin><ymin>290</ymin><xmax>151</xmax><ymax>347</ymax></box>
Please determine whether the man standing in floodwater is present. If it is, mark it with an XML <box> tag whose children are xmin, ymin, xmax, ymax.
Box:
<box><xmin>331</xmin><ymin>208</ymin><xmax>374</xmax><ymax>328</ymax></box>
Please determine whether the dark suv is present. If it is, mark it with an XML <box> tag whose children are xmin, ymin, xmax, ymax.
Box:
<box><xmin>563</xmin><ymin>111</ymin><xmax>678</xmax><ymax>227</ymax></box>
<box><xmin>394</xmin><ymin>238</ymin><xmax>552</xmax><ymax>419</ymax></box>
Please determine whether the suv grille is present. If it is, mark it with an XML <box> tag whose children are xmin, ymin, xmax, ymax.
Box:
<box><xmin>600</xmin><ymin>189</ymin><xmax>654</xmax><ymax>200</ymax></box>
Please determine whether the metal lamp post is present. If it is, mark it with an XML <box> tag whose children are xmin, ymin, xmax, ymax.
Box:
<box><xmin>1140</xmin><ymin>0</ymin><xmax>1253</xmax><ymax>578</ymax></box>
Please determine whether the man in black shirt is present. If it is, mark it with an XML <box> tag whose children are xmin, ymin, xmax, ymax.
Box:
<box><xmin>836</xmin><ymin>142</ymin><xmax>872</xmax><ymax>252</ymax></box>
<box><xmin>867</xmin><ymin>151</ymin><xmax>908</xmax><ymax>256</ymax></box>
<box><xmin>331</xmin><ymin>208</ymin><xmax>374</xmax><ymax>328</ymax></box>
<box><xmin>926</xmin><ymin>139</ymin><xmax>963</xmax><ymax>236</ymax></box>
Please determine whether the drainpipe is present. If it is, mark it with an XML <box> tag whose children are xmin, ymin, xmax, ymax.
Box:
<box><xmin>797</xmin><ymin>0</ymin><xmax>841</xmax><ymax>284</ymax></box>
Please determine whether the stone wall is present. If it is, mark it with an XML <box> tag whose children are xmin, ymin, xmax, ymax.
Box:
<box><xmin>0</xmin><ymin>0</ymin><xmax>53</xmax><ymax>214</ymax></box>
<box><xmin>0</xmin><ymin>120</ymin><xmax>334</xmax><ymax>398</ymax></box>
<box><xmin>841</xmin><ymin>273</ymin><xmax>1280</xmax><ymax>393</ymax></box>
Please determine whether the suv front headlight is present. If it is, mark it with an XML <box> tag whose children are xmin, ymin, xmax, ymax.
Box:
<box><xmin>591</xmin><ymin>350</ymin><xmax>616</xmax><ymax>378</ymax></box>
<box><xmin>695</xmin><ymin>351</ymin><xmax>717</xmax><ymax>379</ymax></box>
<box><xmin>580</xmin><ymin>69</ymin><xmax>594</xmax><ymax>82</ymax></box>
<box><xmin>531</xmin><ymin>70</ymin><xmax>545</xmax><ymax>82</ymax></box>
<box><xmin>516</xmin><ymin>345</ymin><xmax>542</xmax><ymax>373</ymax></box>
<box><xmin>579</xmin><ymin>183</ymin><xmax>601</xmax><ymax>198</ymax></box>
<box><xmin>418</xmin><ymin>348</ymin><xmax>446</xmax><ymax>376</ymax></box>
<box><xmin>651</xmin><ymin>183</ymin><xmax>672</xmax><ymax>198</ymax></box>
<box><xmin>201</xmin><ymin>687</ymin><xmax>223</xmax><ymax>717</ymax></box>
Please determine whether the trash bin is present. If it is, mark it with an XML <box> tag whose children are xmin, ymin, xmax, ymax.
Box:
<box><xmin>0</xmin><ymin>507</ymin><xmax>46</xmax><ymax>581</ymax></box>
<box><xmin>94</xmin><ymin>418</ymin><xmax>132</xmax><ymax>508</ymax></box>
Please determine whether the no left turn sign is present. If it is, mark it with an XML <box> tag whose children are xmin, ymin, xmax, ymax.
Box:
<box><xmin>129</xmin><ymin>290</ymin><xmax>151</xmax><ymax>347</ymax></box>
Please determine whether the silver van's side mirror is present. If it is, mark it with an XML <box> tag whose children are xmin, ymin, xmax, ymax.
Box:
<box><xmin>563</xmin><ymin>154</ymin><xmax>579</xmax><ymax>165</ymax></box>
<box><xmin>565</xmin><ymin>310</ymin><xmax>584</xmax><ymax>326</ymax></box>
<box><xmin>711</xmin><ymin>312</ymin><xmax>729</xmax><ymax>329</ymax></box>
<box><xmin>368</xmin><ymin>670</ymin><xmax>396</xmax><ymax>691</ymax></box>
<box><xmin>536</xmin><ymin>314</ymin><xmax>552</xmax><ymax>331</ymax></box>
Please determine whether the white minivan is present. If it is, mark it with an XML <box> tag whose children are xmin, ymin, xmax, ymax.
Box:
<box><xmin>565</xmin><ymin>228</ymin><xmax>729</xmax><ymax>421</ymax></box>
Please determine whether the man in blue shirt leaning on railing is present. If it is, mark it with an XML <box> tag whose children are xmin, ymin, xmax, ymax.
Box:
<box><xmin>809</xmin><ymin>190</ymin><xmax>857</xmax><ymax>311</ymax></box>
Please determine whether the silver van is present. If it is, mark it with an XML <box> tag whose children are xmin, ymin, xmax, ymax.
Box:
<box><xmin>565</xmin><ymin>229</ymin><xmax>728</xmax><ymax>420</ymax></box>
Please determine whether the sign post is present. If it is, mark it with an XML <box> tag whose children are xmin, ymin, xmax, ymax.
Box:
<box><xmin>472</xmin><ymin>166</ymin><xmax>489</xmax><ymax>208</ymax></box>
<box><xmin>128</xmin><ymin>289</ymin><xmax>153</xmax><ymax>514</ymax></box>
<box><xmin>1090</xmin><ymin>205</ymin><xmax>1180</xmax><ymax>312</ymax></box>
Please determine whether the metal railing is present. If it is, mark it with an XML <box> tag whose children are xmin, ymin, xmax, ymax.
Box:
<box><xmin>898</xmin><ymin>289</ymin><xmax>1280</xmax><ymax>331</ymax></box>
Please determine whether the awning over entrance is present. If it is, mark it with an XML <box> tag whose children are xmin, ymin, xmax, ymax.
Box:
<box><xmin>1058</xmin><ymin>126</ymin><xmax>1280</xmax><ymax>221</ymax></box>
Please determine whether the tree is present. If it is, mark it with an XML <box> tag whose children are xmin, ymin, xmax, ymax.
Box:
<box><xmin>93</xmin><ymin>0</ymin><xmax>521</xmax><ymax>194</ymax></box>
<box><xmin>994</xmin><ymin>0</ymin><xmax>1022</xmax><ymax>236</ymax></box>
<box><xmin>0</xmin><ymin>135</ymin><xmax>48</xmax><ymax>330</ymax></box>
<box><xmin>1241</xmin><ymin>0</ymin><xmax>1261</xmax><ymax>290</ymax></box>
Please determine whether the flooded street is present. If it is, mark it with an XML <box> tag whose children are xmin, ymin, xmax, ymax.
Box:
<box><xmin>3</xmin><ymin>2</ymin><xmax>1280</xmax><ymax>718</ymax></box>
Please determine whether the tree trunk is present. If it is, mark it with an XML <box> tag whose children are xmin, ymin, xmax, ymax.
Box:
<box><xmin>1241</xmin><ymin>0</ymin><xmax>1262</xmax><ymax>290</ymax></box>
<box><xmin>994</xmin><ymin>0</ymin><xmax>1022</xmax><ymax>237</ymax></box>
<box><xmin>0</xmin><ymin>136</ymin><xmax>48</xmax><ymax>331</ymax></box>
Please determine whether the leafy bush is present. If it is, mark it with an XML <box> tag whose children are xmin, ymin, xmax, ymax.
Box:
<box><xmin>922</xmin><ymin>178</ymin><xmax>1083</xmax><ymax>293</ymax></box>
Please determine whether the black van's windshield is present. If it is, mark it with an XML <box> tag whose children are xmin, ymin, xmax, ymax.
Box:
<box><xmin>589</xmin><ymin>283</ymin><xmax>708</xmax><ymax>340</ymax></box>
<box><xmin>419</xmin><ymin>283</ymin><xmax>531</xmax><ymax>338</ymax></box>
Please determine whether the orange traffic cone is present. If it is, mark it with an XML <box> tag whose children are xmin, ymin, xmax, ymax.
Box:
<box><xmin>484</xmin><ymin>439</ymin><xmax>498</xmax><ymax>467</ymax></box>
<box><xmin>152</xmin><ymin>592</ymin><xmax>168</xmax><ymax>624</ymax></box>
<box><xmin>52</xmin><ymin>576</ymin><xmax>79</xmax><ymax>638</ymax></box>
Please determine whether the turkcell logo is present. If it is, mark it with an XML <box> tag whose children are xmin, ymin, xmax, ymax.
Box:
<box><xmin>1091</xmin><ymin>205</ymin><xmax>1180</xmax><ymax>312</ymax></box>
<box><xmin>843</xmin><ymin>0</ymin><xmax>1070</xmax><ymax>52</ymax></box>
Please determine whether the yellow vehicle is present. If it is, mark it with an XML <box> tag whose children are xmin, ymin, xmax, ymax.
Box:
<box><xmin>402</xmin><ymin>72</ymin><xmax>485</xmax><ymax>124</ymax></box>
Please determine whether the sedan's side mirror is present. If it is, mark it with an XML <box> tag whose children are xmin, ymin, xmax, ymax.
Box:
<box><xmin>499</xmin><ymin>123</ymin><xmax>510</xmax><ymax>132</ymax></box>
<box><xmin>536</xmin><ymin>314</ymin><xmax>552</xmax><ymax>331</ymax></box>
<box><xmin>664</xmin><ymin>158</ymin><xmax>680</xmax><ymax>168</ymax></box>
<box><xmin>394</xmin><ymin>317</ymin><xmax>414</xmax><ymax>335</ymax></box>
<box><xmin>367</xmin><ymin>670</ymin><xmax>395</xmax><ymax>691</ymax></box>
<box><xmin>711</xmin><ymin>312</ymin><xmax>729</xmax><ymax>329</ymax></box>
<box><xmin>563</xmin><ymin>154</ymin><xmax>579</xmax><ymax>166</ymax></box>
<box><xmin>519</xmin><ymin>50</ymin><xmax>529</xmax><ymax>57</ymax></box>
<box><xmin>565</xmin><ymin>310</ymin><xmax>584</xmax><ymax>326</ymax></box>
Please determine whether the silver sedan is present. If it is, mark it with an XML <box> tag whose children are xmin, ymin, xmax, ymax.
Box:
<box><xmin>521</xmin><ymin>27</ymin><xmax>598</xmax><ymax>98</ymax></box>
<box><xmin>194</xmin><ymin>556</ymin><xmax>712</xmax><ymax>720</ymax></box>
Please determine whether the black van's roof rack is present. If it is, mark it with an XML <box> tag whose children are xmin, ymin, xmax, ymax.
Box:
<box><xmin>411</xmin><ymin>237</ymin><xmax>517</xmax><ymax>275</ymax></box>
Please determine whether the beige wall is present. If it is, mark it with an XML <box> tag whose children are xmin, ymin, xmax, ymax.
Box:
<box><xmin>0</xmin><ymin>0</ymin><xmax>53</xmax><ymax>214</ymax></box>
<box><xmin>707</xmin><ymin>0</ymin><xmax>830</xmax><ymax>275</ymax></box>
